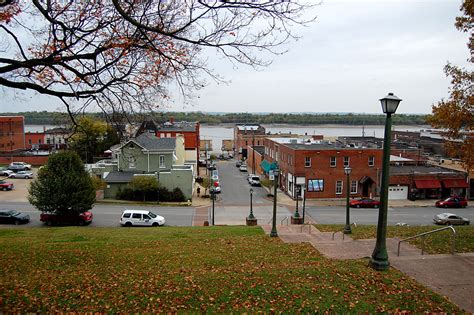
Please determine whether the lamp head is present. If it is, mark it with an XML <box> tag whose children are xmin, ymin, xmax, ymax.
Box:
<box><xmin>273</xmin><ymin>168</ymin><xmax>280</xmax><ymax>176</ymax></box>
<box><xmin>380</xmin><ymin>92</ymin><xmax>402</xmax><ymax>114</ymax></box>
<box><xmin>250</xmin><ymin>188</ymin><xmax>254</xmax><ymax>194</ymax></box>
<box><xmin>344</xmin><ymin>166</ymin><xmax>352</xmax><ymax>175</ymax></box>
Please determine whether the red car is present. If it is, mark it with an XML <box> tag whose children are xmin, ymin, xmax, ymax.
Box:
<box><xmin>0</xmin><ymin>180</ymin><xmax>14</xmax><ymax>191</ymax></box>
<box><xmin>40</xmin><ymin>211</ymin><xmax>93</xmax><ymax>226</ymax></box>
<box><xmin>349</xmin><ymin>198</ymin><xmax>381</xmax><ymax>208</ymax></box>
<box><xmin>435</xmin><ymin>197</ymin><xmax>468</xmax><ymax>208</ymax></box>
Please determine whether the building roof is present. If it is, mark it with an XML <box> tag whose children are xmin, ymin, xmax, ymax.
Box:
<box><xmin>157</xmin><ymin>121</ymin><xmax>197</xmax><ymax>132</ymax></box>
<box><xmin>270</xmin><ymin>137</ymin><xmax>377</xmax><ymax>150</ymax></box>
<box><xmin>390</xmin><ymin>155</ymin><xmax>414</xmax><ymax>162</ymax></box>
<box><xmin>134</xmin><ymin>133</ymin><xmax>175</xmax><ymax>151</ymax></box>
<box><xmin>103</xmin><ymin>172</ymin><xmax>137</xmax><ymax>183</ymax></box>
<box><xmin>389</xmin><ymin>165</ymin><xmax>464</xmax><ymax>175</ymax></box>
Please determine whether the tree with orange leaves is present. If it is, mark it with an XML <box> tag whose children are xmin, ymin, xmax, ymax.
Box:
<box><xmin>428</xmin><ymin>0</ymin><xmax>473</xmax><ymax>179</ymax></box>
<box><xmin>0</xmin><ymin>1</ymin><xmax>316</xmax><ymax>123</ymax></box>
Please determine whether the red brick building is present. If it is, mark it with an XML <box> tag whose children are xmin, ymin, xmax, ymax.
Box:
<box><xmin>263</xmin><ymin>137</ymin><xmax>383</xmax><ymax>199</ymax></box>
<box><xmin>233</xmin><ymin>124</ymin><xmax>266</xmax><ymax>160</ymax></box>
<box><xmin>0</xmin><ymin>116</ymin><xmax>25</xmax><ymax>152</ymax></box>
<box><xmin>25</xmin><ymin>132</ymin><xmax>45</xmax><ymax>150</ymax></box>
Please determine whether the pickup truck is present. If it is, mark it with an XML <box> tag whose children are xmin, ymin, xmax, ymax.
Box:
<box><xmin>40</xmin><ymin>211</ymin><xmax>93</xmax><ymax>226</ymax></box>
<box><xmin>0</xmin><ymin>180</ymin><xmax>14</xmax><ymax>191</ymax></box>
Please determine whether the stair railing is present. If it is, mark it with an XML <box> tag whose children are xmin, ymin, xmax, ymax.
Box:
<box><xmin>397</xmin><ymin>225</ymin><xmax>456</xmax><ymax>256</ymax></box>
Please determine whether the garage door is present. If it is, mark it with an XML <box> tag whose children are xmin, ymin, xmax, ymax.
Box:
<box><xmin>388</xmin><ymin>186</ymin><xmax>408</xmax><ymax>200</ymax></box>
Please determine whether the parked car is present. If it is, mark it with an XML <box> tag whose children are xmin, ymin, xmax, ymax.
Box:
<box><xmin>9</xmin><ymin>162</ymin><xmax>32</xmax><ymax>170</ymax></box>
<box><xmin>239</xmin><ymin>164</ymin><xmax>247</xmax><ymax>172</ymax></box>
<box><xmin>212</xmin><ymin>182</ymin><xmax>222</xmax><ymax>194</ymax></box>
<box><xmin>211</xmin><ymin>174</ymin><xmax>219</xmax><ymax>182</ymax></box>
<box><xmin>235</xmin><ymin>161</ymin><xmax>242</xmax><ymax>167</ymax></box>
<box><xmin>435</xmin><ymin>196</ymin><xmax>468</xmax><ymax>208</ymax></box>
<box><xmin>120</xmin><ymin>209</ymin><xmax>165</xmax><ymax>227</ymax></box>
<box><xmin>433</xmin><ymin>213</ymin><xmax>470</xmax><ymax>225</ymax></box>
<box><xmin>0</xmin><ymin>169</ymin><xmax>14</xmax><ymax>177</ymax></box>
<box><xmin>9</xmin><ymin>171</ymin><xmax>34</xmax><ymax>179</ymax></box>
<box><xmin>0</xmin><ymin>180</ymin><xmax>14</xmax><ymax>191</ymax></box>
<box><xmin>249</xmin><ymin>175</ymin><xmax>261</xmax><ymax>186</ymax></box>
<box><xmin>207</xmin><ymin>163</ymin><xmax>217</xmax><ymax>170</ymax></box>
<box><xmin>0</xmin><ymin>209</ymin><xmax>30</xmax><ymax>225</ymax></box>
<box><xmin>349</xmin><ymin>198</ymin><xmax>380</xmax><ymax>208</ymax></box>
<box><xmin>40</xmin><ymin>211</ymin><xmax>93</xmax><ymax>226</ymax></box>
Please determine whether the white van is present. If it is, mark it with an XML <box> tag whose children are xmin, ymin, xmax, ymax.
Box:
<box><xmin>120</xmin><ymin>210</ymin><xmax>165</xmax><ymax>227</ymax></box>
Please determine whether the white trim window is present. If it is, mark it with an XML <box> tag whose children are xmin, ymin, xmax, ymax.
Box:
<box><xmin>336</xmin><ymin>180</ymin><xmax>343</xmax><ymax>195</ymax></box>
<box><xmin>351</xmin><ymin>180</ymin><xmax>358</xmax><ymax>194</ymax></box>
<box><xmin>343</xmin><ymin>156</ymin><xmax>350</xmax><ymax>167</ymax></box>
<box><xmin>128</xmin><ymin>156</ymin><xmax>136</xmax><ymax>169</ymax></box>
<box><xmin>330</xmin><ymin>156</ymin><xmax>336</xmax><ymax>167</ymax></box>
<box><xmin>159</xmin><ymin>155</ymin><xmax>165</xmax><ymax>168</ymax></box>
<box><xmin>305</xmin><ymin>157</ymin><xmax>311</xmax><ymax>167</ymax></box>
<box><xmin>369</xmin><ymin>156</ymin><xmax>375</xmax><ymax>167</ymax></box>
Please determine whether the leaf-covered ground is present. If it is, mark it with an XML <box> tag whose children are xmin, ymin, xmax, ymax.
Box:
<box><xmin>317</xmin><ymin>224</ymin><xmax>474</xmax><ymax>254</ymax></box>
<box><xmin>0</xmin><ymin>227</ymin><xmax>462</xmax><ymax>313</ymax></box>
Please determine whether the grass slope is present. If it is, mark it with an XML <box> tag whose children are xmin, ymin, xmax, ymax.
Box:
<box><xmin>0</xmin><ymin>226</ymin><xmax>461</xmax><ymax>313</ymax></box>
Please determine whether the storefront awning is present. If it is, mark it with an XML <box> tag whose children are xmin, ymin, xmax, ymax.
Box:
<box><xmin>414</xmin><ymin>179</ymin><xmax>441</xmax><ymax>189</ymax></box>
<box><xmin>260</xmin><ymin>160</ymin><xmax>278</xmax><ymax>173</ymax></box>
<box><xmin>442</xmin><ymin>179</ymin><xmax>469</xmax><ymax>188</ymax></box>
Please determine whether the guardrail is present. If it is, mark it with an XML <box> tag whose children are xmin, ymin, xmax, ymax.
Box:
<box><xmin>331</xmin><ymin>223</ymin><xmax>357</xmax><ymax>241</ymax></box>
<box><xmin>280</xmin><ymin>217</ymin><xmax>289</xmax><ymax>226</ymax></box>
<box><xmin>397</xmin><ymin>225</ymin><xmax>457</xmax><ymax>256</ymax></box>
<box><xmin>300</xmin><ymin>222</ymin><xmax>313</xmax><ymax>234</ymax></box>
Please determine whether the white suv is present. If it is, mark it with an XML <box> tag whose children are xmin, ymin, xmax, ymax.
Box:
<box><xmin>249</xmin><ymin>175</ymin><xmax>261</xmax><ymax>186</ymax></box>
<box><xmin>120</xmin><ymin>210</ymin><xmax>165</xmax><ymax>227</ymax></box>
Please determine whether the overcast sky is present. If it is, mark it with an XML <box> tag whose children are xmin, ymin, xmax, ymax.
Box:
<box><xmin>1</xmin><ymin>0</ymin><xmax>470</xmax><ymax>114</ymax></box>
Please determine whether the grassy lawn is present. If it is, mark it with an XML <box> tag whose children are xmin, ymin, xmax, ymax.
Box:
<box><xmin>317</xmin><ymin>224</ymin><xmax>474</xmax><ymax>254</ymax></box>
<box><xmin>0</xmin><ymin>226</ymin><xmax>462</xmax><ymax>313</ymax></box>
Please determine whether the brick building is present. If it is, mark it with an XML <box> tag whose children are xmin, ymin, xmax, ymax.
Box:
<box><xmin>262</xmin><ymin>137</ymin><xmax>383</xmax><ymax>199</ymax></box>
<box><xmin>233</xmin><ymin>124</ymin><xmax>266</xmax><ymax>160</ymax></box>
<box><xmin>0</xmin><ymin>116</ymin><xmax>25</xmax><ymax>152</ymax></box>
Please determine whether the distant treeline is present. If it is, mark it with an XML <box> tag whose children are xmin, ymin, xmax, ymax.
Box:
<box><xmin>0</xmin><ymin>111</ymin><xmax>428</xmax><ymax>126</ymax></box>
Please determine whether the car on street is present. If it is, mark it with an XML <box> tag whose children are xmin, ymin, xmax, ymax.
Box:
<box><xmin>9</xmin><ymin>162</ymin><xmax>32</xmax><ymax>170</ymax></box>
<box><xmin>0</xmin><ymin>209</ymin><xmax>30</xmax><ymax>225</ymax></box>
<box><xmin>8</xmin><ymin>171</ymin><xmax>34</xmax><ymax>179</ymax></box>
<box><xmin>207</xmin><ymin>163</ymin><xmax>217</xmax><ymax>170</ymax></box>
<box><xmin>211</xmin><ymin>174</ymin><xmax>219</xmax><ymax>182</ymax></box>
<box><xmin>40</xmin><ymin>211</ymin><xmax>93</xmax><ymax>226</ymax></box>
<box><xmin>235</xmin><ymin>161</ymin><xmax>242</xmax><ymax>167</ymax></box>
<box><xmin>249</xmin><ymin>175</ymin><xmax>261</xmax><ymax>186</ymax></box>
<box><xmin>433</xmin><ymin>213</ymin><xmax>470</xmax><ymax>225</ymax></box>
<box><xmin>0</xmin><ymin>169</ymin><xmax>14</xmax><ymax>177</ymax></box>
<box><xmin>213</xmin><ymin>182</ymin><xmax>222</xmax><ymax>193</ymax></box>
<box><xmin>120</xmin><ymin>209</ymin><xmax>165</xmax><ymax>227</ymax></box>
<box><xmin>0</xmin><ymin>180</ymin><xmax>14</xmax><ymax>191</ymax></box>
<box><xmin>239</xmin><ymin>164</ymin><xmax>247</xmax><ymax>172</ymax></box>
<box><xmin>435</xmin><ymin>196</ymin><xmax>468</xmax><ymax>208</ymax></box>
<box><xmin>349</xmin><ymin>198</ymin><xmax>380</xmax><ymax>208</ymax></box>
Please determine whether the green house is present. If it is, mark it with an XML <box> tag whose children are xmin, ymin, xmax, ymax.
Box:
<box><xmin>103</xmin><ymin>133</ymin><xmax>193</xmax><ymax>200</ymax></box>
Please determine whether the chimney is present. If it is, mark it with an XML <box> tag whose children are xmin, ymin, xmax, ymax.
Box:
<box><xmin>170</xmin><ymin>117</ymin><xmax>174</xmax><ymax>124</ymax></box>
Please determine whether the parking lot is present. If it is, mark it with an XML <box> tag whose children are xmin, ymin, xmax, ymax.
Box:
<box><xmin>0</xmin><ymin>169</ymin><xmax>35</xmax><ymax>203</ymax></box>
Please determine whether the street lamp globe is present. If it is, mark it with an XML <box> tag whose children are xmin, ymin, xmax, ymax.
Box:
<box><xmin>380</xmin><ymin>93</ymin><xmax>402</xmax><ymax>114</ymax></box>
<box><xmin>344</xmin><ymin>166</ymin><xmax>352</xmax><ymax>175</ymax></box>
<box><xmin>250</xmin><ymin>188</ymin><xmax>254</xmax><ymax>195</ymax></box>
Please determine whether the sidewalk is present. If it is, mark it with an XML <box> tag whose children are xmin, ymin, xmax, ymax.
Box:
<box><xmin>260</xmin><ymin>224</ymin><xmax>474</xmax><ymax>313</ymax></box>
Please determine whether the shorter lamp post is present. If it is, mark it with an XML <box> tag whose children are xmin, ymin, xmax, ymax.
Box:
<box><xmin>370</xmin><ymin>92</ymin><xmax>402</xmax><ymax>271</ymax></box>
<box><xmin>343</xmin><ymin>166</ymin><xmax>352</xmax><ymax>234</ymax></box>
<box><xmin>246</xmin><ymin>188</ymin><xmax>258</xmax><ymax>225</ymax></box>
<box><xmin>270</xmin><ymin>168</ymin><xmax>280</xmax><ymax>237</ymax></box>
<box><xmin>291</xmin><ymin>185</ymin><xmax>303</xmax><ymax>224</ymax></box>
<box><xmin>302</xmin><ymin>183</ymin><xmax>307</xmax><ymax>224</ymax></box>
<box><xmin>210</xmin><ymin>187</ymin><xmax>216</xmax><ymax>226</ymax></box>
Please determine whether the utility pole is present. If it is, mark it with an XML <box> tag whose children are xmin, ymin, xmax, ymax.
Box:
<box><xmin>252</xmin><ymin>133</ymin><xmax>255</xmax><ymax>174</ymax></box>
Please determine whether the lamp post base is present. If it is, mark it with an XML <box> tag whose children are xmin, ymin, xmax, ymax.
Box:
<box><xmin>246</xmin><ymin>217</ymin><xmax>258</xmax><ymax>226</ymax></box>
<box><xmin>291</xmin><ymin>216</ymin><xmax>304</xmax><ymax>225</ymax></box>
<box><xmin>343</xmin><ymin>225</ymin><xmax>352</xmax><ymax>234</ymax></box>
<box><xmin>369</xmin><ymin>257</ymin><xmax>390</xmax><ymax>271</ymax></box>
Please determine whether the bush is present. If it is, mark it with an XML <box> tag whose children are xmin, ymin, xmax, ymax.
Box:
<box><xmin>116</xmin><ymin>186</ymin><xmax>185</xmax><ymax>202</ymax></box>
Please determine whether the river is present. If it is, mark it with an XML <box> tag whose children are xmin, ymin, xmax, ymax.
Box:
<box><xmin>25</xmin><ymin>124</ymin><xmax>429</xmax><ymax>152</ymax></box>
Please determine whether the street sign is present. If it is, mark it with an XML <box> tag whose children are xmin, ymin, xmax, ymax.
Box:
<box><xmin>269</xmin><ymin>170</ymin><xmax>274</xmax><ymax>180</ymax></box>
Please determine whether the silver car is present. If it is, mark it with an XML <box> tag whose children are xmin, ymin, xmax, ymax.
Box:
<box><xmin>9</xmin><ymin>171</ymin><xmax>34</xmax><ymax>179</ymax></box>
<box><xmin>433</xmin><ymin>213</ymin><xmax>470</xmax><ymax>225</ymax></box>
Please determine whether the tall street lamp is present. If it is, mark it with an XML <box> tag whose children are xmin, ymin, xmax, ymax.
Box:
<box><xmin>302</xmin><ymin>183</ymin><xmax>307</xmax><ymax>224</ymax></box>
<box><xmin>370</xmin><ymin>92</ymin><xmax>402</xmax><ymax>271</ymax></box>
<box><xmin>343</xmin><ymin>166</ymin><xmax>352</xmax><ymax>234</ymax></box>
<box><xmin>270</xmin><ymin>168</ymin><xmax>280</xmax><ymax>237</ymax></box>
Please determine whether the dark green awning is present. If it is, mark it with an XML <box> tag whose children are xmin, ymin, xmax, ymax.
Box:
<box><xmin>260</xmin><ymin>160</ymin><xmax>278</xmax><ymax>173</ymax></box>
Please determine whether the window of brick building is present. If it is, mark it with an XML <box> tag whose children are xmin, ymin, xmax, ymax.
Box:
<box><xmin>351</xmin><ymin>180</ymin><xmax>357</xmax><ymax>194</ymax></box>
<box><xmin>330</xmin><ymin>156</ymin><xmax>336</xmax><ymax>167</ymax></box>
<box><xmin>369</xmin><ymin>156</ymin><xmax>375</xmax><ymax>167</ymax></box>
<box><xmin>305</xmin><ymin>157</ymin><xmax>311</xmax><ymax>167</ymax></box>
<box><xmin>343</xmin><ymin>156</ymin><xmax>350</xmax><ymax>167</ymax></box>
<box><xmin>336</xmin><ymin>181</ymin><xmax>343</xmax><ymax>194</ymax></box>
